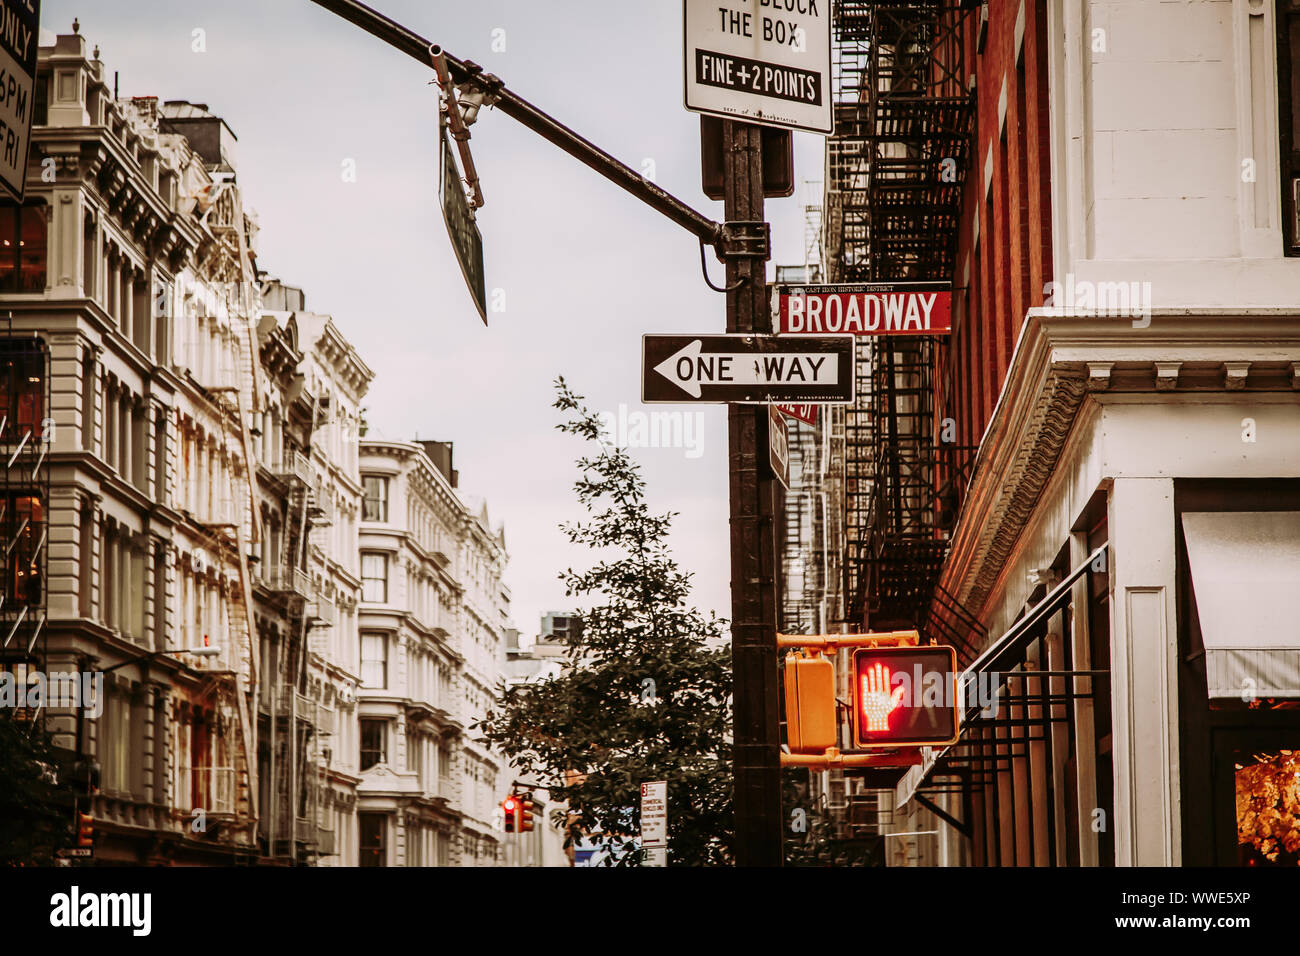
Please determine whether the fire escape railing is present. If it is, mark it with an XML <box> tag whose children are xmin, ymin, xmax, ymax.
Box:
<box><xmin>826</xmin><ymin>1</ymin><xmax>981</xmax><ymax>648</ymax></box>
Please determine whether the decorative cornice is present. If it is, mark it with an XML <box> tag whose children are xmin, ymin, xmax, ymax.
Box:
<box><xmin>941</xmin><ymin>311</ymin><xmax>1300</xmax><ymax>620</ymax></box>
<box><xmin>961</xmin><ymin>369</ymin><xmax>1086</xmax><ymax>611</ymax></box>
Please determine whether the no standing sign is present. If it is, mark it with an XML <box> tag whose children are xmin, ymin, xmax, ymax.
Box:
<box><xmin>0</xmin><ymin>0</ymin><xmax>39</xmax><ymax>202</ymax></box>
<box><xmin>684</xmin><ymin>0</ymin><xmax>832</xmax><ymax>134</ymax></box>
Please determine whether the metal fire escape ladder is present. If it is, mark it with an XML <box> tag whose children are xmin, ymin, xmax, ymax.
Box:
<box><xmin>200</xmin><ymin>179</ymin><xmax>265</xmax><ymax>834</ymax></box>
<box><xmin>268</xmin><ymin>390</ymin><xmax>323</xmax><ymax>861</ymax></box>
<box><xmin>827</xmin><ymin>1</ymin><xmax>978</xmax><ymax>634</ymax></box>
<box><xmin>0</xmin><ymin>324</ymin><xmax>50</xmax><ymax>730</ymax></box>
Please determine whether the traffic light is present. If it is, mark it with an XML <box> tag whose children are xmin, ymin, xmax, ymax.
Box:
<box><xmin>502</xmin><ymin>796</ymin><xmax>517</xmax><ymax>833</ymax></box>
<box><xmin>783</xmin><ymin>651</ymin><xmax>837</xmax><ymax>754</ymax></box>
<box><xmin>519</xmin><ymin>795</ymin><xmax>534</xmax><ymax>832</ymax></box>
<box><xmin>850</xmin><ymin>645</ymin><xmax>959</xmax><ymax>749</ymax></box>
<box><xmin>76</xmin><ymin>811</ymin><xmax>94</xmax><ymax>848</ymax></box>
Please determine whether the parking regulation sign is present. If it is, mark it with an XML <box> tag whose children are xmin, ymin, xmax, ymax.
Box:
<box><xmin>684</xmin><ymin>0</ymin><xmax>832</xmax><ymax>134</ymax></box>
<box><xmin>0</xmin><ymin>0</ymin><xmax>39</xmax><ymax>202</ymax></box>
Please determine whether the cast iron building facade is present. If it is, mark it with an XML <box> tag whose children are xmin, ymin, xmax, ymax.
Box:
<box><xmin>3</xmin><ymin>27</ymin><xmax>516</xmax><ymax>866</ymax></box>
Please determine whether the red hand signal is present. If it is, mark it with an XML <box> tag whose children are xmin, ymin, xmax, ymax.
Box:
<box><xmin>859</xmin><ymin>663</ymin><xmax>906</xmax><ymax>732</ymax></box>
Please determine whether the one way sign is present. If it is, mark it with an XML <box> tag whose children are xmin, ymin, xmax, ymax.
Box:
<box><xmin>642</xmin><ymin>334</ymin><xmax>854</xmax><ymax>404</ymax></box>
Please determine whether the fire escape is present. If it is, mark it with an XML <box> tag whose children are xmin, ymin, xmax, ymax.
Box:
<box><xmin>825</xmin><ymin>1</ymin><xmax>983</xmax><ymax>659</ymax></box>
<box><xmin>0</xmin><ymin>324</ymin><xmax>49</xmax><ymax>725</ymax></box>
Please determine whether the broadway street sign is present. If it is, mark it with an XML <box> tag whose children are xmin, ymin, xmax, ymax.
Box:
<box><xmin>642</xmin><ymin>334</ymin><xmax>854</xmax><ymax>403</ymax></box>
<box><xmin>0</xmin><ymin>0</ymin><xmax>40</xmax><ymax>201</ymax></box>
<box><xmin>773</xmin><ymin>282</ymin><xmax>953</xmax><ymax>335</ymax></box>
<box><xmin>683</xmin><ymin>0</ymin><xmax>833</xmax><ymax>134</ymax></box>
<box><xmin>440</xmin><ymin>127</ymin><xmax>487</xmax><ymax>325</ymax></box>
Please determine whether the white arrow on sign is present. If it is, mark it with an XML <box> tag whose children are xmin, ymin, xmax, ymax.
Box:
<box><xmin>652</xmin><ymin>339</ymin><xmax>840</xmax><ymax>398</ymax></box>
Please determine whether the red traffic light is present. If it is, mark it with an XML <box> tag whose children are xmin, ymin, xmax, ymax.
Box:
<box><xmin>502</xmin><ymin>797</ymin><xmax>518</xmax><ymax>833</ymax></box>
<box><xmin>850</xmin><ymin>645</ymin><xmax>959</xmax><ymax>749</ymax></box>
<box><xmin>519</xmin><ymin>796</ymin><xmax>534</xmax><ymax>832</ymax></box>
<box><xmin>76</xmin><ymin>812</ymin><xmax>94</xmax><ymax>848</ymax></box>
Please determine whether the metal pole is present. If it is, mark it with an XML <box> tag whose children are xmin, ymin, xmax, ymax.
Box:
<box><xmin>307</xmin><ymin>0</ymin><xmax>721</xmax><ymax>244</ymax></box>
<box><xmin>722</xmin><ymin>120</ymin><xmax>781</xmax><ymax>866</ymax></box>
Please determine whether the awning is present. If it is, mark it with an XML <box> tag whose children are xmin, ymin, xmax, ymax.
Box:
<box><xmin>1182</xmin><ymin>511</ymin><xmax>1300</xmax><ymax>699</ymax></box>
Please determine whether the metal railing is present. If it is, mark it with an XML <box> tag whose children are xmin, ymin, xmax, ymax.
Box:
<box><xmin>306</xmin><ymin>595</ymin><xmax>337</xmax><ymax>628</ymax></box>
<box><xmin>270</xmin><ymin>448</ymin><xmax>312</xmax><ymax>485</ymax></box>
<box><xmin>181</xmin><ymin>766</ymin><xmax>237</xmax><ymax>815</ymax></box>
<box><xmin>262</xmin><ymin>564</ymin><xmax>312</xmax><ymax>599</ymax></box>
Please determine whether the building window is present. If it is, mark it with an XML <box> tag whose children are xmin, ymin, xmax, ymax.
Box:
<box><xmin>358</xmin><ymin>812</ymin><xmax>386</xmax><ymax>867</ymax></box>
<box><xmin>1280</xmin><ymin>0</ymin><xmax>1300</xmax><ymax>253</ymax></box>
<box><xmin>0</xmin><ymin>203</ymin><xmax>46</xmax><ymax>293</ymax></box>
<box><xmin>360</xmin><ymin>718</ymin><xmax>386</xmax><ymax>771</ymax></box>
<box><xmin>5</xmin><ymin>495</ymin><xmax>43</xmax><ymax>605</ymax></box>
<box><xmin>0</xmin><ymin>341</ymin><xmax>46</xmax><ymax>442</ymax></box>
<box><xmin>360</xmin><ymin>632</ymin><xmax>387</xmax><ymax>689</ymax></box>
<box><xmin>360</xmin><ymin>551</ymin><xmax>388</xmax><ymax>603</ymax></box>
<box><xmin>362</xmin><ymin>475</ymin><xmax>388</xmax><ymax>522</ymax></box>
<box><xmin>407</xmin><ymin>731</ymin><xmax>422</xmax><ymax>778</ymax></box>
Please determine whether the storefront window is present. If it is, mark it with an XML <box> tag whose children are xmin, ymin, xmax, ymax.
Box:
<box><xmin>1235</xmin><ymin>748</ymin><xmax>1300</xmax><ymax>865</ymax></box>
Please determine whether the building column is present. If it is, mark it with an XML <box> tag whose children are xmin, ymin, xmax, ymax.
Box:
<box><xmin>106</xmin><ymin>248</ymin><xmax>119</xmax><ymax>325</ymax></box>
<box><xmin>1107</xmin><ymin>478</ymin><xmax>1180</xmax><ymax>865</ymax></box>
<box><xmin>50</xmin><ymin>188</ymin><xmax>81</xmax><ymax>296</ymax></box>
<box><xmin>119</xmin><ymin>264</ymin><xmax>134</xmax><ymax>344</ymax></box>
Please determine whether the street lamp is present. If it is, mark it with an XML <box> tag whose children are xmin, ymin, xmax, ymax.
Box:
<box><xmin>96</xmin><ymin>645</ymin><xmax>222</xmax><ymax>675</ymax></box>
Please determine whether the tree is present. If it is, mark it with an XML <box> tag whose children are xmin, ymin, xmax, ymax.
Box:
<box><xmin>0</xmin><ymin>709</ymin><xmax>71</xmax><ymax>866</ymax></box>
<box><xmin>480</xmin><ymin>378</ymin><xmax>733</xmax><ymax>866</ymax></box>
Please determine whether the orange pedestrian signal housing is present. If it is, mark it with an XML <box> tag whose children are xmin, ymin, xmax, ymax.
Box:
<box><xmin>850</xmin><ymin>645</ymin><xmax>959</xmax><ymax>749</ymax></box>
<box><xmin>76</xmin><ymin>812</ymin><xmax>94</xmax><ymax>848</ymax></box>
<box><xmin>519</xmin><ymin>795</ymin><xmax>535</xmax><ymax>832</ymax></box>
<box><xmin>502</xmin><ymin>797</ymin><xmax>518</xmax><ymax>833</ymax></box>
<box><xmin>783</xmin><ymin>652</ymin><xmax>837</xmax><ymax>754</ymax></box>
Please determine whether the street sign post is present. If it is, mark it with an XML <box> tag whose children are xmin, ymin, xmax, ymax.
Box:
<box><xmin>56</xmin><ymin>847</ymin><xmax>93</xmax><ymax>859</ymax></box>
<box><xmin>439</xmin><ymin>125</ymin><xmax>487</xmax><ymax>325</ymax></box>
<box><xmin>773</xmin><ymin>282</ymin><xmax>953</xmax><ymax>335</ymax></box>
<box><xmin>683</xmin><ymin>0</ymin><xmax>832</xmax><ymax>134</ymax></box>
<box><xmin>0</xmin><ymin>0</ymin><xmax>41</xmax><ymax>202</ymax></box>
<box><xmin>642</xmin><ymin>334</ymin><xmax>854</xmax><ymax>403</ymax></box>
<box><xmin>640</xmin><ymin>780</ymin><xmax>668</xmax><ymax>866</ymax></box>
<box><xmin>768</xmin><ymin>404</ymin><xmax>788</xmax><ymax>489</ymax></box>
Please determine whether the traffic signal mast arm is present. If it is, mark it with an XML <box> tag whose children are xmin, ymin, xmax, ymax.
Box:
<box><xmin>308</xmin><ymin>0</ymin><xmax>725</xmax><ymax>248</ymax></box>
<box><xmin>777</xmin><ymin>630</ymin><xmax>921</xmax><ymax>651</ymax></box>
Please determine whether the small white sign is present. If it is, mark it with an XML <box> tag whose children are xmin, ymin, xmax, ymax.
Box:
<box><xmin>684</xmin><ymin>0</ymin><xmax>833</xmax><ymax>134</ymax></box>
<box><xmin>640</xmin><ymin>780</ymin><xmax>668</xmax><ymax>849</ymax></box>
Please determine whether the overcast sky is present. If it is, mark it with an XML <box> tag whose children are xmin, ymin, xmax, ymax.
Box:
<box><xmin>45</xmin><ymin>0</ymin><xmax>823</xmax><ymax>641</ymax></box>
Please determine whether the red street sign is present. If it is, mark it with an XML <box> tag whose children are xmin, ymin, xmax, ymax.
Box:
<box><xmin>773</xmin><ymin>282</ymin><xmax>952</xmax><ymax>335</ymax></box>
<box><xmin>776</xmin><ymin>403</ymin><xmax>817</xmax><ymax>426</ymax></box>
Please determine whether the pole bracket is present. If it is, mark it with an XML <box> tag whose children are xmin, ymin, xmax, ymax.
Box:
<box><xmin>715</xmin><ymin>220</ymin><xmax>770</xmax><ymax>261</ymax></box>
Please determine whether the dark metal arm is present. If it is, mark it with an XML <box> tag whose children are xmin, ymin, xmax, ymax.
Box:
<box><xmin>307</xmin><ymin>0</ymin><xmax>723</xmax><ymax>246</ymax></box>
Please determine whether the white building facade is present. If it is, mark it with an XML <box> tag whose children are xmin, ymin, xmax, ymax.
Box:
<box><xmin>357</xmin><ymin>438</ymin><xmax>512</xmax><ymax>866</ymax></box>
